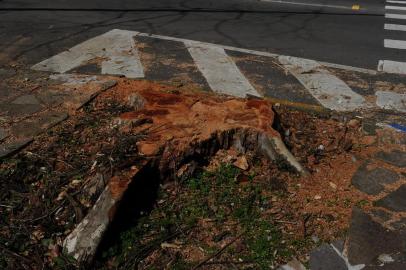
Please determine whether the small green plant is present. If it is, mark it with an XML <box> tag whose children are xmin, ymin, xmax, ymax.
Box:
<box><xmin>97</xmin><ymin>163</ymin><xmax>310</xmax><ymax>269</ymax></box>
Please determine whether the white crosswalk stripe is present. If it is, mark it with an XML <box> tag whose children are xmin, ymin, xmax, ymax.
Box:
<box><xmin>279</xmin><ymin>56</ymin><xmax>368</xmax><ymax>111</ymax></box>
<box><xmin>185</xmin><ymin>41</ymin><xmax>261</xmax><ymax>98</ymax></box>
<box><xmin>385</xmin><ymin>5</ymin><xmax>406</xmax><ymax>10</ymax></box>
<box><xmin>379</xmin><ymin>7</ymin><xmax>406</xmax><ymax>75</ymax></box>
<box><xmin>385</xmin><ymin>13</ymin><xmax>406</xmax><ymax>19</ymax></box>
<box><xmin>136</xmin><ymin>32</ymin><xmax>373</xmax><ymax>111</ymax></box>
<box><xmin>384</xmin><ymin>39</ymin><xmax>406</xmax><ymax>49</ymax></box>
<box><xmin>32</xmin><ymin>29</ymin><xmax>144</xmax><ymax>78</ymax></box>
<box><xmin>31</xmin><ymin>29</ymin><xmax>403</xmax><ymax>112</ymax></box>
<box><xmin>386</xmin><ymin>0</ymin><xmax>406</xmax><ymax>3</ymax></box>
<box><xmin>378</xmin><ymin>60</ymin><xmax>406</xmax><ymax>74</ymax></box>
<box><xmin>386</xmin><ymin>0</ymin><xmax>406</xmax><ymax>5</ymax></box>
<box><xmin>385</xmin><ymin>23</ymin><xmax>406</xmax><ymax>31</ymax></box>
<box><xmin>376</xmin><ymin>91</ymin><xmax>406</xmax><ymax>112</ymax></box>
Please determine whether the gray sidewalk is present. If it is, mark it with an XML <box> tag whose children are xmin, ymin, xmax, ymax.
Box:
<box><xmin>0</xmin><ymin>69</ymin><xmax>116</xmax><ymax>158</ymax></box>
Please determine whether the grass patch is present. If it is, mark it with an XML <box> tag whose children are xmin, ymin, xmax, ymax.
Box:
<box><xmin>96</xmin><ymin>163</ymin><xmax>308</xmax><ymax>269</ymax></box>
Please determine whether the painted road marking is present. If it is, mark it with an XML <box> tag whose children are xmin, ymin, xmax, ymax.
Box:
<box><xmin>136</xmin><ymin>32</ymin><xmax>377</xmax><ymax>75</ymax></box>
<box><xmin>378</xmin><ymin>60</ymin><xmax>406</xmax><ymax>74</ymax></box>
<box><xmin>32</xmin><ymin>29</ymin><xmax>144</xmax><ymax>78</ymax></box>
<box><xmin>376</xmin><ymin>91</ymin><xmax>406</xmax><ymax>112</ymax></box>
<box><xmin>386</xmin><ymin>0</ymin><xmax>406</xmax><ymax>4</ymax></box>
<box><xmin>385</xmin><ymin>23</ymin><xmax>406</xmax><ymax>31</ymax></box>
<box><xmin>34</xmin><ymin>29</ymin><xmax>406</xmax><ymax>112</ymax></box>
<box><xmin>33</xmin><ymin>29</ymin><xmax>362</xmax><ymax>104</ymax></box>
<box><xmin>135</xmin><ymin>32</ymin><xmax>381</xmax><ymax>110</ymax></box>
<box><xmin>259</xmin><ymin>0</ymin><xmax>359</xmax><ymax>10</ymax></box>
<box><xmin>185</xmin><ymin>41</ymin><xmax>261</xmax><ymax>98</ymax></box>
<box><xmin>386</xmin><ymin>5</ymin><xmax>406</xmax><ymax>10</ymax></box>
<box><xmin>386</xmin><ymin>13</ymin><xmax>406</xmax><ymax>19</ymax></box>
<box><xmin>384</xmin><ymin>39</ymin><xmax>406</xmax><ymax>49</ymax></box>
<box><xmin>278</xmin><ymin>56</ymin><xmax>367</xmax><ymax>111</ymax></box>
<box><xmin>380</xmin><ymin>9</ymin><xmax>406</xmax><ymax>74</ymax></box>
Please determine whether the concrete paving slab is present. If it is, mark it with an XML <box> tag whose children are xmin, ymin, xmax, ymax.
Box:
<box><xmin>375</xmin><ymin>184</ymin><xmax>406</xmax><ymax>212</ymax></box>
<box><xmin>0</xmin><ymin>103</ymin><xmax>44</xmax><ymax>117</ymax></box>
<box><xmin>0</xmin><ymin>138</ymin><xmax>33</xmax><ymax>159</ymax></box>
<box><xmin>371</xmin><ymin>209</ymin><xmax>392</xmax><ymax>223</ymax></box>
<box><xmin>11</xmin><ymin>94</ymin><xmax>41</xmax><ymax>105</ymax></box>
<box><xmin>10</xmin><ymin>110</ymin><xmax>68</xmax><ymax>138</ymax></box>
<box><xmin>391</xmin><ymin>217</ymin><xmax>406</xmax><ymax>230</ymax></box>
<box><xmin>375</xmin><ymin>150</ymin><xmax>406</xmax><ymax>168</ymax></box>
<box><xmin>347</xmin><ymin>208</ymin><xmax>405</xmax><ymax>265</ymax></box>
<box><xmin>351</xmin><ymin>165</ymin><xmax>399</xmax><ymax>195</ymax></box>
<box><xmin>309</xmin><ymin>243</ymin><xmax>347</xmax><ymax>270</ymax></box>
<box><xmin>332</xmin><ymin>239</ymin><xmax>345</xmax><ymax>253</ymax></box>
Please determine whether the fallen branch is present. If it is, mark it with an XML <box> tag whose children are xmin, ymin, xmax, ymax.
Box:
<box><xmin>274</xmin><ymin>220</ymin><xmax>297</xmax><ymax>225</ymax></box>
<box><xmin>16</xmin><ymin>202</ymin><xmax>65</xmax><ymax>223</ymax></box>
<box><xmin>122</xmin><ymin>226</ymin><xmax>194</xmax><ymax>269</ymax></box>
<box><xmin>192</xmin><ymin>232</ymin><xmax>244</xmax><ymax>270</ymax></box>
<box><xmin>203</xmin><ymin>260</ymin><xmax>255</xmax><ymax>265</ymax></box>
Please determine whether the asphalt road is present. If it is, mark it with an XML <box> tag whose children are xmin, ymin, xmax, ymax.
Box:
<box><xmin>1</xmin><ymin>0</ymin><xmax>405</xmax><ymax>70</ymax></box>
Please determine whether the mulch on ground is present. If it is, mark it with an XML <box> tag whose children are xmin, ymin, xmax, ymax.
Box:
<box><xmin>0</xmin><ymin>79</ymin><xmax>392</xmax><ymax>269</ymax></box>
